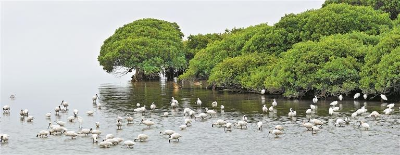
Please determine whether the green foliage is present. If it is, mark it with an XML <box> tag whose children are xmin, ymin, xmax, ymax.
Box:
<box><xmin>323</xmin><ymin>0</ymin><xmax>400</xmax><ymax>20</ymax></box>
<box><xmin>184</xmin><ymin>33</ymin><xmax>225</xmax><ymax>60</ymax></box>
<box><xmin>360</xmin><ymin>27</ymin><xmax>400</xmax><ymax>93</ymax></box>
<box><xmin>208</xmin><ymin>53</ymin><xmax>277</xmax><ymax>89</ymax></box>
<box><xmin>98</xmin><ymin>18</ymin><xmax>186</xmax><ymax>79</ymax></box>
<box><xmin>180</xmin><ymin>24</ymin><xmax>269</xmax><ymax>80</ymax></box>
<box><xmin>276</xmin><ymin>3</ymin><xmax>392</xmax><ymax>42</ymax></box>
<box><xmin>375</xmin><ymin>47</ymin><xmax>400</xmax><ymax>93</ymax></box>
<box><xmin>241</xmin><ymin>27</ymin><xmax>290</xmax><ymax>55</ymax></box>
<box><xmin>268</xmin><ymin>33</ymin><xmax>369</xmax><ymax>97</ymax></box>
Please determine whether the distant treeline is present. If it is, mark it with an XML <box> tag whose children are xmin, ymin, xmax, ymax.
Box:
<box><xmin>98</xmin><ymin>1</ymin><xmax>400</xmax><ymax>98</ymax></box>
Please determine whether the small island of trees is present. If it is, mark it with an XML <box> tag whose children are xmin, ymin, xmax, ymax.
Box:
<box><xmin>98</xmin><ymin>1</ymin><xmax>400</xmax><ymax>98</ymax></box>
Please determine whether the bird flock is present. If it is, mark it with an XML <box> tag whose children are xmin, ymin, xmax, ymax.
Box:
<box><xmin>1</xmin><ymin>92</ymin><xmax>399</xmax><ymax>149</ymax></box>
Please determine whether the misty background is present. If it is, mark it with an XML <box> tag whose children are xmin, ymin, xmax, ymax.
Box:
<box><xmin>0</xmin><ymin>1</ymin><xmax>324</xmax><ymax>101</ymax></box>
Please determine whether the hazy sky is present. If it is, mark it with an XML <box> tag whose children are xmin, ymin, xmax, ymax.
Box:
<box><xmin>0</xmin><ymin>0</ymin><xmax>324</xmax><ymax>96</ymax></box>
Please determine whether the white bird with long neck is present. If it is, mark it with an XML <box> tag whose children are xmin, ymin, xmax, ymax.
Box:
<box><xmin>134</xmin><ymin>134</ymin><xmax>149</xmax><ymax>142</ymax></box>
<box><xmin>272</xmin><ymin>99</ymin><xmax>277</xmax><ymax>107</ymax></box>
<box><xmin>205</xmin><ymin>108</ymin><xmax>216</xmax><ymax>117</ymax></box>
<box><xmin>363</xmin><ymin>94</ymin><xmax>368</xmax><ymax>100</ymax></box>
<box><xmin>169</xmin><ymin>133</ymin><xmax>182</xmax><ymax>143</ymax></box>
<box><xmin>288</xmin><ymin>108</ymin><xmax>296</xmax><ymax>117</ymax></box>
<box><xmin>338</xmin><ymin>95</ymin><xmax>343</xmax><ymax>101</ymax></box>
<box><xmin>196</xmin><ymin>98</ymin><xmax>202</xmax><ymax>106</ymax></box>
<box><xmin>171</xmin><ymin>97</ymin><xmax>178</xmax><ymax>105</ymax></box>
<box><xmin>171</xmin><ymin>101</ymin><xmax>178</xmax><ymax>108</ymax></box>
<box><xmin>92</xmin><ymin>94</ymin><xmax>98</xmax><ymax>103</ymax></box>
<box><xmin>220</xmin><ymin>105</ymin><xmax>224</xmax><ymax>110</ymax></box>
<box><xmin>140</xmin><ymin>119</ymin><xmax>155</xmax><ymax>128</ymax></box>
<box><xmin>242</xmin><ymin>115</ymin><xmax>248</xmax><ymax>122</ymax></box>
<box><xmin>262</xmin><ymin>105</ymin><xmax>268</xmax><ymax>113</ymax></box>
<box><xmin>312</xmin><ymin>96</ymin><xmax>318</xmax><ymax>103</ymax></box>
<box><xmin>235</xmin><ymin>121</ymin><xmax>247</xmax><ymax>129</ymax></box>
<box><xmin>358</xmin><ymin>121</ymin><xmax>370</xmax><ymax>130</ymax></box>
<box><xmin>150</xmin><ymin>102</ymin><xmax>156</xmax><ymax>110</ymax></box>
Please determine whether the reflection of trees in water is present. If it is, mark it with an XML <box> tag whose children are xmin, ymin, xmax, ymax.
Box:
<box><xmin>98</xmin><ymin>82</ymin><xmax>386</xmax><ymax>117</ymax></box>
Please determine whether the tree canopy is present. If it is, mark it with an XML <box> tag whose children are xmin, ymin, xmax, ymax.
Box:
<box><xmin>323</xmin><ymin>0</ymin><xmax>400</xmax><ymax>20</ymax></box>
<box><xmin>99</xmin><ymin>2</ymin><xmax>400</xmax><ymax>98</ymax></box>
<box><xmin>98</xmin><ymin>18</ymin><xmax>186</xmax><ymax>81</ymax></box>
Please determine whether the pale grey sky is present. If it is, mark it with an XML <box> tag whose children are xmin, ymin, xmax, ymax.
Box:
<box><xmin>0</xmin><ymin>1</ymin><xmax>324</xmax><ymax>96</ymax></box>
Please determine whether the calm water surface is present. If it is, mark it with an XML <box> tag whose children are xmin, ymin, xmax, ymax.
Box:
<box><xmin>1</xmin><ymin>81</ymin><xmax>399</xmax><ymax>154</ymax></box>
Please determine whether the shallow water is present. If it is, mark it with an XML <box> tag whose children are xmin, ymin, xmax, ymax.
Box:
<box><xmin>1</xmin><ymin>81</ymin><xmax>400</xmax><ymax>154</ymax></box>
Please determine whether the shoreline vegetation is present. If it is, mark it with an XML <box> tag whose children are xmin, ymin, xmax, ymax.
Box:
<box><xmin>98</xmin><ymin>1</ymin><xmax>400</xmax><ymax>99</ymax></box>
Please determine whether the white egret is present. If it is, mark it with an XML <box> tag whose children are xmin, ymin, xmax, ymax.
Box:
<box><xmin>134</xmin><ymin>134</ymin><xmax>149</xmax><ymax>142</ymax></box>
<box><xmin>312</xmin><ymin>96</ymin><xmax>318</xmax><ymax>103</ymax></box>
<box><xmin>380</xmin><ymin>94</ymin><xmax>387</xmax><ymax>101</ymax></box>
<box><xmin>358</xmin><ymin>121</ymin><xmax>370</xmax><ymax>130</ymax></box>
<box><xmin>211</xmin><ymin>101</ymin><xmax>218</xmax><ymax>107</ymax></box>
<box><xmin>140</xmin><ymin>119</ymin><xmax>155</xmax><ymax>128</ymax></box>
<box><xmin>272</xmin><ymin>99</ymin><xmax>277</xmax><ymax>107</ymax></box>
<box><xmin>169</xmin><ymin>133</ymin><xmax>182</xmax><ymax>143</ymax></box>
<box><xmin>262</xmin><ymin>105</ymin><xmax>268</xmax><ymax>113</ymax></box>
<box><xmin>268</xmin><ymin>130</ymin><xmax>283</xmax><ymax>138</ymax></box>
<box><xmin>92</xmin><ymin>94</ymin><xmax>98</xmax><ymax>103</ymax></box>
<box><xmin>354</xmin><ymin>93</ymin><xmax>360</xmax><ymax>99</ymax></box>
<box><xmin>196</xmin><ymin>98</ymin><xmax>202</xmax><ymax>106</ymax></box>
